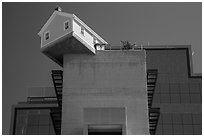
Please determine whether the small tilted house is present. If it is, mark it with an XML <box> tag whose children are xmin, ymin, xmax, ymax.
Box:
<box><xmin>38</xmin><ymin>9</ymin><xmax>108</xmax><ymax>66</ymax></box>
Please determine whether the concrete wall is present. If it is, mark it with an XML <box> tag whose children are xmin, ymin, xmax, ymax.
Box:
<box><xmin>62</xmin><ymin>50</ymin><xmax>149</xmax><ymax>135</ymax></box>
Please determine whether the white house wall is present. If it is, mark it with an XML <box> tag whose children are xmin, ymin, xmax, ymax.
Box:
<box><xmin>73</xmin><ymin>20</ymin><xmax>95</xmax><ymax>50</ymax></box>
<box><xmin>41</xmin><ymin>15</ymin><xmax>73</xmax><ymax>48</ymax></box>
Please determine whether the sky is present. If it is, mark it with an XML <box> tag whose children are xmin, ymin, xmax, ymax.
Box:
<box><xmin>2</xmin><ymin>2</ymin><xmax>201</xmax><ymax>134</ymax></box>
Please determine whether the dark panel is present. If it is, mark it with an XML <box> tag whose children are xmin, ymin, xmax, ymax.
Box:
<box><xmin>181</xmin><ymin>94</ymin><xmax>190</xmax><ymax>103</ymax></box>
<box><xmin>27</xmin><ymin>115</ymin><xmax>39</xmax><ymax>126</ymax></box>
<box><xmin>154</xmin><ymin>83</ymin><xmax>160</xmax><ymax>94</ymax></box>
<box><xmin>161</xmin><ymin>94</ymin><xmax>170</xmax><ymax>103</ymax></box>
<box><xmin>180</xmin><ymin>84</ymin><xmax>190</xmax><ymax>93</ymax></box>
<box><xmin>16</xmin><ymin>116</ymin><xmax>27</xmax><ymax>125</ymax></box>
<box><xmin>26</xmin><ymin>126</ymin><xmax>39</xmax><ymax>135</ymax></box>
<box><xmin>15</xmin><ymin>126</ymin><xmax>24</xmax><ymax>135</ymax></box>
<box><xmin>193</xmin><ymin>125</ymin><xmax>202</xmax><ymax>135</ymax></box>
<box><xmin>39</xmin><ymin>115</ymin><xmax>50</xmax><ymax>125</ymax></box>
<box><xmin>162</xmin><ymin>113</ymin><xmax>172</xmax><ymax>124</ymax></box>
<box><xmin>183</xmin><ymin>125</ymin><xmax>194</xmax><ymax>135</ymax></box>
<box><xmin>170</xmin><ymin>84</ymin><xmax>180</xmax><ymax>94</ymax></box>
<box><xmin>163</xmin><ymin>125</ymin><xmax>173</xmax><ymax>135</ymax></box>
<box><xmin>182</xmin><ymin>114</ymin><xmax>193</xmax><ymax>125</ymax></box>
<box><xmin>13</xmin><ymin>108</ymin><xmax>56</xmax><ymax>135</ymax></box>
<box><xmin>190</xmin><ymin>94</ymin><xmax>201</xmax><ymax>103</ymax></box>
<box><xmin>155</xmin><ymin>124</ymin><xmax>163</xmax><ymax>135</ymax></box>
<box><xmin>192</xmin><ymin>114</ymin><xmax>202</xmax><ymax>125</ymax></box>
<box><xmin>160</xmin><ymin>84</ymin><xmax>170</xmax><ymax>93</ymax></box>
<box><xmin>189</xmin><ymin>83</ymin><xmax>200</xmax><ymax>94</ymax></box>
<box><xmin>172</xmin><ymin>114</ymin><xmax>182</xmax><ymax>124</ymax></box>
<box><xmin>170</xmin><ymin>94</ymin><xmax>180</xmax><ymax>103</ymax></box>
<box><xmin>38</xmin><ymin>125</ymin><xmax>49</xmax><ymax>135</ymax></box>
<box><xmin>152</xmin><ymin>93</ymin><xmax>160</xmax><ymax>103</ymax></box>
<box><xmin>173</xmin><ymin>124</ymin><xmax>183</xmax><ymax>135</ymax></box>
<box><xmin>157</xmin><ymin>114</ymin><xmax>163</xmax><ymax>125</ymax></box>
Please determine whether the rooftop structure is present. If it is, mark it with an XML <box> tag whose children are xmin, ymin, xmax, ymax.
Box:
<box><xmin>38</xmin><ymin>10</ymin><xmax>108</xmax><ymax>66</ymax></box>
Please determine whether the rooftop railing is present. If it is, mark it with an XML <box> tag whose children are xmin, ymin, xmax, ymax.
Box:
<box><xmin>27</xmin><ymin>87</ymin><xmax>57</xmax><ymax>103</ymax></box>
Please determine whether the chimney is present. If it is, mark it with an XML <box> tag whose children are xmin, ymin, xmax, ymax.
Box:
<box><xmin>55</xmin><ymin>6</ymin><xmax>62</xmax><ymax>12</ymax></box>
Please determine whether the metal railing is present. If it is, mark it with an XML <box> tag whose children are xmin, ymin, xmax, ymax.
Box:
<box><xmin>27</xmin><ymin>87</ymin><xmax>57</xmax><ymax>102</ymax></box>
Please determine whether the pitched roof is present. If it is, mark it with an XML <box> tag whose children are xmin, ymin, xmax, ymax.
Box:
<box><xmin>73</xmin><ymin>15</ymin><xmax>108</xmax><ymax>44</ymax></box>
<box><xmin>38</xmin><ymin>11</ymin><xmax>74</xmax><ymax>36</ymax></box>
<box><xmin>38</xmin><ymin>11</ymin><xmax>108</xmax><ymax>44</ymax></box>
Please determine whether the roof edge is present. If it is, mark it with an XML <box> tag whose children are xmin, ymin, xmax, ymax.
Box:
<box><xmin>73</xmin><ymin>14</ymin><xmax>108</xmax><ymax>44</ymax></box>
<box><xmin>38</xmin><ymin>11</ymin><xmax>74</xmax><ymax>36</ymax></box>
<box><xmin>143</xmin><ymin>45</ymin><xmax>201</xmax><ymax>78</ymax></box>
<box><xmin>105</xmin><ymin>44</ymin><xmax>201</xmax><ymax>77</ymax></box>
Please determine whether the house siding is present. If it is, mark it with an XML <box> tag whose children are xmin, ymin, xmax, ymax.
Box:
<box><xmin>73</xmin><ymin>20</ymin><xmax>95</xmax><ymax>50</ymax></box>
<box><xmin>41</xmin><ymin>15</ymin><xmax>73</xmax><ymax>48</ymax></box>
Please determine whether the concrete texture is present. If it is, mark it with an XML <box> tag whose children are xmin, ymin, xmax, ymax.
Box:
<box><xmin>61</xmin><ymin>50</ymin><xmax>149</xmax><ymax>135</ymax></box>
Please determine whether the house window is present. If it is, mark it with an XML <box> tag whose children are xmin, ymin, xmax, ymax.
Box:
<box><xmin>93</xmin><ymin>38</ymin><xmax>97</xmax><ymax>44</ymax></box>
<box><xmin>44</xmin><ymin>32</ymin><xmax>50</xmax><ymax>41</ymax></box>
<box><xmin>64</xmin><ymin>21</ymin><xmax>69</xmax><ymax>30</ymax></box>
<box><xmin>81</xmin><ymin>27</ymin><xmax>85</xmax><ymax>36</ymax></box>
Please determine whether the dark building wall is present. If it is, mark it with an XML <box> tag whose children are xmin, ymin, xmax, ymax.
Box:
<box><xmin>146</xmin><ymin>48</ymin><xmax>202</xmax><ymax>135</ymax></box>
<box><xmin>12</xmin><ymin>107</ymin><xmax>55</xmax><ymax>135</ymax></box>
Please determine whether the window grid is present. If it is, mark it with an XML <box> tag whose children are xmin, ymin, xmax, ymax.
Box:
<box><xmin>64</xmin><ymin>21</ymin><xmax>69</xmax><ymax>30</ymax></box>
<box><xmin>191</xmin><ymin>113</ymin><xmax>195</xmax><ymax>134</ymax></box>
<box><xmin>15</xmin><ymin>109</ymin><xmax>54</xmax><ymax>135</ymax></box>
<box><xmin>157</xmin><ymin>113</ymin><xmax>202</xmax><ymax>135</ymax></box>
<box><xmin>81</xmin><ymin>27</ymin><xmax>85</xmax><ymax>36</ymax></box>
<box><xmin>153</xmin><ymin>83</ymin><xmax>201</xmax><ymax>104</ymax></box>
<box><xmin>93</xmin><ymin>37</ymin><xmax>97</xmax><ymax>45</ymax></box>
<box><xmin>199</xmin><ymin>83</ymin><xmax>202</xmax><ymax>94</ymax></box>
<box><xmin>44</xmin><ymin>32</ymin><xmax>50</xmax><ymax>41</ymax></box>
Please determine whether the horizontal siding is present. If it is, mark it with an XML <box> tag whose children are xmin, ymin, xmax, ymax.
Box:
<box><xmin>73</xmin><ymin>20</ymin><xmax>95</xmax><ymax>50</ymax></box>
<box><xmin>41</xmin><ymin>15</ymin><xmax>73</xmax><ymax>48</ymax></box>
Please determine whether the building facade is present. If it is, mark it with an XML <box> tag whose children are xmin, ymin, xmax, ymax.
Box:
<box><xmin>146</xmin><ymin>46</ymin><xmax>202</xmax><ymax>135</ymax></box>
<box><xmin>10</xmin><ymin>9</ymin><xmax>202</xmax><ymax>135</ymax></box>
<box><xmin>10</xmin><ymin>87</ymin><xmax>58</xmax><ymax>135</ymax></box>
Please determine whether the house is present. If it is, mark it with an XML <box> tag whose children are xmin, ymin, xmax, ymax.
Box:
<box><xmin>38</xmin><ymin>8</ymin><xmax>108</xmax><ymax>66</ymax></box>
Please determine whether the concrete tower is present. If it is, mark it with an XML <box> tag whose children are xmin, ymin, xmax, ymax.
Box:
<box><xmin>38</xmin><ymin>10</ymin><xmax>149</xmax><ymax>135</ymax></box>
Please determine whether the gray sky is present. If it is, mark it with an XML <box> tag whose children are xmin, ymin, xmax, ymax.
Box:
<box><xmin>2</xmin><ymin>2</ymin><xmax>201</xmax><ymax>134</ymax></box>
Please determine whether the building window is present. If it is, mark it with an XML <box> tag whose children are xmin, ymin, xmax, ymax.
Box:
<box><xmin>93</xmin><ymin>38</ymin><xmax>97</xmax><ymax>44</ymax></box>
<box><xmin>44</xmin><ymin>32</ymin><xmax>50</xmax><ymax>41</ymax></box>
<box><xmin>81</xmin><ymin>27</ymin><xmax>85</xmax><ymax>36</ymax></box>
<box><xmin>64</xmin><ymin>21</ymin><xmax>69</xmax><ymax>30</ymax></box>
